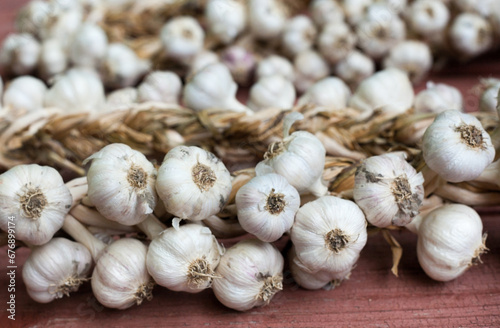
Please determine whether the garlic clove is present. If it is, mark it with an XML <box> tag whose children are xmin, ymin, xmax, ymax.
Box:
<box><xmin>103</xmin><ymin>43</ymin><xmax>150</xmax><ymax>89</ymax></box>
<box><xmin>256</xmin><ymin>55</ymin><xmax>295</xmax><ymax>82</ymax></box>
<box><xmin>414</xmin><ymin>81</ymin><xmax>464</xmax><ymax>114</ymax></box>
<box><xmin>160</xmin><ymin>16</ymin><xmax>205</xmax><ymax>64</ymax></box>
<box><xmin>2</xmin><ymin>76</ymin><xmax>47</xmax><ymax>119</ymax></box>
<box><xmin>205</xmin><ymin>0</ymin><xmax>247</xmax><ymax>44</ymax></box>
<box><xmin>247</xmin><ymin>75</ymin><xmax>296</xmax><ymax>111</ymax></box>
<box><xmin>297</xmin><ymin>77</ymin><xmax>351</xmax><ymax>111</ymax></box>
<box><xmin>293</xmin><ymin>50</ymin><xmax>330</xmax><ymax>94</ymax></box>
<box><xmin>0</xmin><ymin>33</ymin><xmax>41</xmax><ymax>76</ymax></box>
<box><xmin>281</xmin><ymin>15</ymin><xmax>317</xmax><ymax>57</ymax></box>
<box><xmin>137</xmin><ymin>71</ymin><xmax>182</xmax><ymax>104</ymax></box>
<box><xmin>382</xmin><ymin>40</ymin><xmax>433</xmax><ymax>84</ymax></box>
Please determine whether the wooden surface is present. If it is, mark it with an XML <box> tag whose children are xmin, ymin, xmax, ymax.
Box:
<box><xmin>1</xmin><ymin>1</ymin><xmax>500</xmax><ymax>327</ymax></box>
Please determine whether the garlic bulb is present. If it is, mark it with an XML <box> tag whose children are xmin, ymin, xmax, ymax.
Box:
<box><xmin>213</xmin><ymin>239</ymin><xmax>284</xmax><ymax>311</ymax></box>
<box><xmin>44</xmin><ymin>68</ymin><xmax>106</xmax><ymax>113</ymax></box>
<box><xmin>256</xmin><ymin>112</ymin><xmax>327</xmax><ymax>196</ymax></box>
<box><xmin>183</xmin><ymin>63</ymin><xmax>252</xmax><ymax>114</ymax></box>
<box><xmin>248</xmin><ymin>0</ymin><xmax>287</xmax><ymax>40</ymax></box>
<box><xmin>0</xmin><ymin>164</ymin><xmax>72</xmax><ymax>245</ymax></box>
<box><xmin>147</xmin><ymin>224</ymin><xmax>223</xmax><ymax>292</ymax></box>
<box><xmin>103</xmin><ymin>43</ymin><xmax>150</xmax><ymax>89</ymax></box>
<box><xmin>382</xmin><ymin>41</ymin><xmax>433</xmax><ymax>84</ymax></box>
<box><xmin>318</xmin><ymin>21</ymin><xmax>356</xmax><ymax>64</ymax></box>
<box><xmin>39</xmin><ymin>38</ymin><xmax>68</xmax><ymax>81</ymax></box>
<box><xmin>290</xmin><ymin>196</ymin><xmax>367</xmax><ymax>274</ymax></box>
<box><xmin>293</xmin><ymin>50</ymin><xmax>330</xmax><ymax>94</ymax></box>
<box><xmin>235</xmin><ymin>173</ymin><xmax>300</xmax><ymax>242</ymax></box>
<box><xmin>137</xmin><ymin>71</ymin><xmax>182</xmax><ymax>104</ymax></box>
<box><xmin>39</xmin><ymin>7</ymin><xmax>83</xmax><ymax>49</ymax></box>
<box><xmin>479</xmin><ymin>80</ymin><xmax>500</xmax><ymax>112</ymax></box>
<box><xmin>220</xmin><ymin>46</ymin><xmax>257</xmax><ymax>86</ymax></box>
<box><xmin>205</xmin><ymin>0</ymin><xmax>247</xmax><ymax>44</ymax></box>
<box><xmin>256</xmin><ymin>55</ymin><xmax>295</xmax><ymax>82</ymax></box>
<box><xmin>406</xmin><ymin>0</ymin><xmax>450</xmax><ymax>39</ymax></box>
<box><xmin>187</xmin><ymin>50</ymin><xmax>220</xmax><ymax>77</ymax></box>
<box><xmin>454</xmin><ymin>0</ymin><xmax>494</xmax><ymax>17</ymax></box>
<box><xmin>353</xmin><ymin>153</ymin><xmax>424</xmax><ymax>228</ymax></box>
<box><xmin>22</xmin><ymin>238</ymin><xmax>92</xmax><ymax>303</ymax></box>
<box><xmin>247</xmin><ymin>75</ymin><xmax>296</xmax><ymax>111</ymax></box>
<box><xmin>422</xmin><ymin>110</ymin><xmax>495</xmax><ymax>183</ymax></box>
<box><xmin>69</xmin><ymin>23</ymin><xmax>108</xmax><ymax>68</ymax></box>
<box><xmin>15</xmin><ymin>0</ymin><xmax>51</xmax><ymax>37</ymax></box>
<box><xmin>309</xmin><ymin>0</ymin><xmax>345</xmax><ymax>27</ymax></box>
<box><xmin>297</xmin><ymin>77</ymin><xmax>351</xmax><ymax>111</ymax></box>
<box><xmin>416</xmin><ymin>204</ymin><xmax>487</xmax><ymax>282</ymax></box>
<box><xmin>449</xmin><ymin>13</ymin><xmax>493</xmax><ymax>58</ymax></box>
<box><xmin>0</xmin><ymin>33</ymin><xmax>41</xmax><ymax>76</ymax></box>
<box><xmin>348</xmin><ymin>68</ymin><xmax>414</xmax><ymax>119</ymax></box>
<box><xmin>160</xmin><ymin>16</ymin><xmax>205</xmax><ymax>64</ymax></box>
<box><xmin>106</xmin><ymin>87</ymin><xmax>138</xmax><ymax>110</ymax></box>
<box><xmin>342</xmin><ymin>0</ymin><xmax>374</xmax><ymax>26</ymax></box>
<box><xmin>333</xmin><ymin>50</ymin><xmax>375</xmax><ymax>89</ymax></box>
<box><xmin>281</xmin><ymin>15</ymin><xmax>317</xmax><ymax>57</ymax></box>
<box><xmin>414</xmin><ymin>81</ymin><xmax>464</xmax><ymax>114</ymax></box>
<box><xmin>156</xmin><ymin>145</ymin><xmax>232</xmax><ymax>221</ymax></box>
<box><xmin>2</xmin><ymin>76</ymin><xmax>47</xmax><ymax>118</ymax></box>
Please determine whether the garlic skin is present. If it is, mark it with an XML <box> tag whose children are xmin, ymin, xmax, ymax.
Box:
<box><xmin>353</xmin><ymin>153</ymin><xmax>424</xmax><ymax>228</ymax></box>
<box><xmin>406</xmin><ymin>0</ymin><xmax>450</xmax><ymax>39</ymax></box>
<box><xmin>281</xmin><ymin>15</ymin><xmax>317</xmax><ymax>57</ymax></box>
<box><xmin>248</xmin><ymin>0</ymin><xmax>287</xmax><ymax>40</ymax></box>
<box><xmin>247</xmin><ymin>75</ymin><xmax>296</xmax><ymax>111</ymax></box>
<box><xmin>160</xmin><ymin>16</ymin><xmax>205</xmax><ymax>64</ymax></box>
<box><xmin>310</xmin><ymin>0</ymin><xmax>345</xmax><ymax>27</ymax></box>
<box><xmin>213</xmin><ymin>239</ymin><xmax>284</xmax><ymax>312</ymax></box>
<box><xmin>137</xmin><ymin>71</ymin><xmax>182</xmax><ymax>104</ymax></box>
<box><xmin>0</xmin><ymin>164</ymin><xmax>72</xmax><ymax>245</ymax></box>
<box><xmin>479</xmin><ymin>80</ymin><xmax>500</xmax><ymax>112</ymax></box>
<box><xmin>39</xmin><ymin>39</ymin><xmax>68</xmax><ymax>81</ymax></box>
<box><xmin>333</xmin><ymin>50</ymin><xmax>375</xmax><ymax>89</ymax></box>
<box><xmin>106</xmin><ymin>87</ymin><xmax>138</xmax><ymax>110</ymax></box>
<box><xmin>449</xmin><ymin>13</ymin><xmax>493</xmax><ymax>58</ymax></box>
<box><xmin>422</xmin><ymin>110</ymin><xmax>495</xmax><ymax>183</ymax></box>
<box><xmin>0</xmin><ymin>33</ymin><xmax>41</xmax><ymax>76</ymax></box>
<box><xmin>205</xmin><ymin>0</ymin><xmax>247</xmax><ymax>44</ymax></box>
<box><xmin>416</xmin><ymin>204</ymin><xmax>487</xmax><ymax>282</ymax></box>
<box><xmin>92</xmin><ymin>238</ymin><xmax>154</xmax><ymax>310</ymax></box>
<box><xmin>297</xmin><ymin>77</ymin><xmax>351</xmax><ymax>111</ymax></box>
<box><xmin>156</xmin><ymin>146</ymin><xmax>232</xmax><ymax>221</ymax></box>
<box><xmin>147</xmin><ymin>224</ymin><xmax>222</xmax><ymax>292</ymax></box>
<box><xmin>220</xmin><ymin>46</ymin><xmax>257</xmax><ymax>86</ymax></box>
<box><xmin>290</xmin><ymin>196</ymin><xmax>367</xmax><ymax>274</ymax></box>
<box><xmin>414</xmin><ymin>81</ymin><xmax>464</xmax><ymax>114</ymax></box>
<box><xmin>183</xmin><ymin>63</ymin><xmax>252</xmax><ymax>114</ymax></box>
<box><xmin>2</xmin><ymin>76</ymin><xmax>47</xmax><ymax>118</ymax></box>
<box><xmin>256</xmin><ymin>55</ymin><xmax>295</xmax><ymax>82</ymax></box>
<box><xmin>44</xmin><ymin>68</ymin><xmax>106</xmax><ymax>113</ymax></box>
<box><xmin>84</xmin><ymin>143</ymin><xmax>158</xmax><ymax>226</ymax></box>
<box><xmin>69</xmin><ymin>23</ymin><xmax>108</xmax><ymax>68</ymax></box>
<box><xmin>22</xmin><ymin>238</ymin><xmax>92</xmax><ymax>303</ymax></box>
<box><xmin>103</xmin><ymin>43</ymin><xmax>150</xmax><ymax>89</ymax></box>
<box><xmin>318</xmin><ymin>22</ymin><xmax>356</xmax><ymax>64</ymax></box>
<box><xmin>235</xmin><ymin>173</ymin><xmax>300</xmax><ymax>242</ymax></box>
<box><xmin>293</xmin><ymin>50</ymin><xmax>330</xmax><ymax>94</ymax></box>
<box><xmin>383</xmin><ymin>41</ymin><xmax>433</xmax><ymax>84</ymax></box>
<box><xmin>348</xmin><ymin>68</ymin><xmax>414</xmax><ymax>119</ymax></box>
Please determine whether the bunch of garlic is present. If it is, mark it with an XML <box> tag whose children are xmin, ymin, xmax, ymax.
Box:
<box><xmin>297</xmin><ymin>77</ymin><xmax>351</xmax><ymax>111</ymax></box>
<box><xmin>414</xmin><ymin>81</ymin><xmax>464</xmax><ymax>114</ymax></box>
<box><xmin>137</xmin><ymin>71</ymin><xmax>182</xmax><ymax>104</ymax></box>
<box><xmin>2</xmin><ymin>76</ymin><xmax>47</xmax><ymax>119</ymax></box>
<box><xmin>247</xmin><ymin>75</ymin><xmax>296</xmax><ymax>111</ymax></box>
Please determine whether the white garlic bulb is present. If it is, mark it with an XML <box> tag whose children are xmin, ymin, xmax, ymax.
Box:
<box><xmin>382</xmin><ymin>41</ymin><xmax>433</xmax><ymax>84</ymax></box>
<box><xmin>454</xmin><ymin>0</ymin><xmax>495</xmax><ymax>17</ymax></box>
<box><xmin>256</xmin><ymin>112</ymin><xmax>327</xmax><ymax>196</ymax></box>
<box><xmin>449</xmin><ymin>13</ymin><xmax>493</xmax><ymax>58</ymax></box>
<box><xmin>39</xmin><ymin>7</ymin><xmax>83</xmax><ymax>49</ymax></box>
<box><xmin>106</xmin><ymin>87</ymin><xmax>138</xmax><ymax>110</ymax></box>
<box><xmin>137</xmin><ymin>71</ymin><xmax>182</xmax><ymax>104</ymax></box>
<box><xmin>293</xmin><ymin>50</ymin><xmax>330</xmax><ymax>94</ymax></box>
<box><xmin>309</xmin><ymin>0</ymin><xmax>345</xmax><ymax>27</ymax></box>
<box><xmin>103</xmin><ymin>43</ymin><xmax>150</xmax><ymax>89</ymax></box>
<box><xmin>22</xmin><ymin>238</ymin><xmax>92</xmax><ymax>303</ymax></box>
<box><xmin>147</xmin><ymin>223</ymin><xmax>223</xmax><ymax>292</ymax></box>
<box><xmin>256</xmin><ymin>55</ymin><xmax>295</xmax><ymax>82</ymax></box>
<box><xmin>15</xmin><ymin>0</ymin><xmax>51</xmax><ymax>37</ymax></box>
<box><xmin>414</xmin><ymin>81</ymin><xmax>464</xmax><ymax>114</ymax></box>
<box><xmin>342</xmin><ymin>0</ymin><xmax>374</xmax><ymax>26</ymax></box>
<box><xmin>291</xmin><ymin>196</ymin><xmax>367</xmax><ymax>274</ymax></box>
<box><xmin>2</xmin><ymin>76</ymin><xmax>47</xmax><ymax>118</ymax></box>
<box><xmin>213</xmin><ymin>239</ymin><xmax>284</xmax><ymax>311</ymax></box>
<box><xmin>406</xmin><ymin>0</ymin><xmax>450</xmax><ymax>39</ymax></box>
<box><xmin>416</xmin><ymin>204</ymin><xmax>487</xmax><ymax>282</ymax></box>
<box><xmin>297</xmin><ymin>77</ymin><xmax>351</xmax><ymax>112</ymax></box>
<box><xmin>205</xmin><ymin>0</ymin><xmax>247</xmax><ymax>44</ymax></box>
<box><xmin>0</xmin><ymin>164</ymin><xmax>72</xmax><ymax>245</ymax></box>
<box><xmin>0</xmin><ymin>33</ymin><xmax>41</xmax><ymax>76</ymax></box>
<box><xmin>248</xmin><ymin>0</ymin><xmax>287</xmax><ymax>40</ymax></box>
<box><xmin>187</xmin><ymin>50</ymin><xmax>220</xmax><ymax>77</ymax></box>
<box><xmin>422</xmin><ymin>110</ymin><xmax>495</xmax><ymax>183</ymax></box>
<box><xmin>92</xmin><ymin>238</ymin><xmax>154</xmax><ymax>309</ymax></box>
<box><xmin>247</xmin><ymin>75</ymin><xmax>296</xmax><ymax>111</ymax></box>
<box><xmin>39</xmin><ymin>39</ymin><xmax>68</xmax><ymax>81</ymax></box>
<box><xmin>281</xmin><ymin>15</ymin><xmax>317</xmax><ymax>57</ymax></box>
<box><xmin>353</xmin><ymin>153</ymin><xmax>424</xmax><ymax>228</ymax></box>
<box><xmin>479</xmin><ymin>80</ymin><xmax>500</xmax><ymax>112</ymax></box>
<box><xmin>348</xmin><ymin>68</ymin><xmax>414</xmax><ymax>119</ymax></box>
<box><xmin>160</xmin><ymin>16</ymin><xmax>205</xmax><ymax>64</ymax></box>
<box><xmin>69</xmin><ymin>23</ymin><xmax>108</xmax><ymax>68</ymax></box>
<box><xmin>333</xmin><ymin>50</ymin><xmax>375</xmax><ymax>89</ymax></box>
<box><xmin>318</xmin><ymin>21</ymin><xmax>356</xmax><ymax>64</ymax></box>
<box><xmin>235</xmin><ymin>173</ymin><xmax>300</xmax><ymax>242</ymax></box>
<box><xmin>220</xmin><ymin>46</ymin><xmax>257</xmax><ymax>86</ymax></box>
<box><xmin>156</xmin><ymin>145</ymin><xmax>232</xmax><ymax>221</ymax></box>
<box><xmin>183</xmin><ymin>63</ymin><xmax>253</xmax><ymax>114</ymax></box>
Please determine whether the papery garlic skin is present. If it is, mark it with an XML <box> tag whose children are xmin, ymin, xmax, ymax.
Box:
<box><xmin>23</xmin><ymin>238</ymin><xmax>92</xmax><ymax>303</ymax></box>
<box><xmin>406</xmin><ymin>0</ymin><xmax>450</xmax><ymax>39</ymax></box>
<box><xmin>417</xmin><ymin>204</ymin><xmax>486</xmax><ymax>282</ymax></box>
<box><xmin>281</xmin><ymin>15</ymin><xmax>317</xmax><ymax>57</ymax></box>
<box><xmin>147</xmin><ymin>224</ymin><xmax>222</xmax><ymax>292</ymax></box>
<box><xmin>156</xmin><ymin>146</ymin><xmax>232</xmax><ymax>221</ymax></box>
<box><xmin>247</xmin><ymin>75</ymin><xmax>296</xmax><ymax>111</ymax></box>
<box><xmin>137</xmin><ymin>71</ymin><xmax>182</xmax><ymax>104</ymax></box>
<box><xmin>449</xmin><ymin>13</ymin><xmax>493</xmax><ymax>58</ymax></box>
<box><xmin>160</xmin><ymin>16</ymin><xmax>205</xmax><ymax>63</ymax></box>
<box><xmin>353</xmin><ymin>153</ymin><xmax>424</xmax><ymax>227</ymax></box>
<box><xmin>103</xmin><ymin>43</ymin><xmax>150</xmax><ymax>89</ymax></box>
<box><xmin>0</xmin><ymin>33</ymin><xmax>41</xmax><ymax>76</ymax></box>
<box><xmin>69</xmin><ymin>23</ymin><xmax>108</xmax><ymax>68</ymax></box>
<box><xmin>291</xmin><ymin>196</ymin><xmax>367</xmax><ymax>274</ymax></box>
<box><xmin>84</xmin><ymin>143</ymin><xmax>158</xmax><ymax>226</ymax></box>
<box><xmin>422</xmin><ymin>110</ymin><xmax>495</xmax><ymax>183</ymax></box>
<box><xmin>92</xmin><ymin>238</ymin><xmax>154</xmax><ymax>309</ymax></box>
<box><xmin>383</xmin><ymin>41</ymin><xmax>433</xmax><ymax>84</ymax></box>
<box><xmin>213</xmin><ymin>239</ymin><xmax>284</xmax><ymax>311</ymax></box>
<box><xmin>256</xmin><ymin>55</ymin><xmax>295</xmax><ymax>82</ymax></box>
<box><xmin>221</xmin><ymin>46</ymin><xmax>257</xmax><ymax>86</ymax></box>
<box><xmin>414</xmin><ymin>81</ymin><xmax>464</xmax><ymax>114</ymax></box>
<box><xmin>0</xmin><ymin>165</ymin><xmax>72</xmax><ymax>245</ymax></box>
<box><xmin>2</xmin><ymin>76</ymin><xmax>47</xmax><ymax>118</ymax></box>
<box><xmin>235</xmin><ymin>173</ymin><xmax>300</xmax><ymax>242</ymax></box>
<box><xmin>297</xmin><ymin>77</ymin><xmax>351</xmax><ymax>111</ymax></box>
<box><xmin>293</xmin><ymin>50</ymin><xmax>330</xmax><ymax>94</ymax></box>
<box><xmin>205</xmin><ymin>0</ymin><xmax>247</xmax><ymax>44</ymax></box>
<box><xmin>318</xmin><ymin>22</ymin><xmax>356</xmax><ymax>64</ymax></box>
<box><xmin>39</xmin><ymin>39</ymin><xmax>68</xmax><ymax>81</ymax></box>
<box><xmin>248</xmin><ymin>0</ymin><xmax>287</xmax><ymax>40</ymax></box>
<box><xmin>310</xmin><ymin>0</ymin><xmax>345</xmax><ymax>27</ymax></box>
<box><xmin>333</xmin><ymin>50</ymin><xmax>375</xmax><ymax>89</ymax></box>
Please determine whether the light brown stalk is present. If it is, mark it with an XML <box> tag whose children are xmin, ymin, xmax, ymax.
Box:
<box><xmin>136</xmin><ymin>215</ymin><xmax>167</xmax><ymax>240</ymax></box>
<box><xmin>70</xmin><ymin>205</ymin><xmax>137</xmax><ymax>233</ymax></box>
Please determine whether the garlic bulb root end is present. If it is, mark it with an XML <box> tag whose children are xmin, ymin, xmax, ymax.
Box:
<box><xmin>258</xmin><ymin>273</ymin><xmax>283</xmax><ymax>303</ymax></box>
<box><xmin>134</xmin><ymin>280</ymin><xmax>155</xmax><ymax>306</ymax></box>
